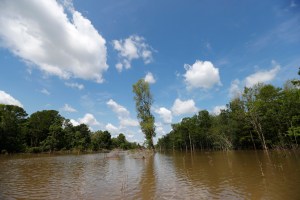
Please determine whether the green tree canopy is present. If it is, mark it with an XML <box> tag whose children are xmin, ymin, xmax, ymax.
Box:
<box><xmin>0</xmin><ymin>104</ymin><xmax>27</xmax><ymax>152</ymax></box>
<box><xmin>133</xmin><ymin>79</ymin><xmax>156</xmax><ymax>150</ymax></box>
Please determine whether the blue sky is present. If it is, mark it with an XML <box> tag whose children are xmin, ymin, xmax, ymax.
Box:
<box><xmin>0</xmin><ymin>0</ymin><xmax>299</xmax><ymax>144</ymax></box>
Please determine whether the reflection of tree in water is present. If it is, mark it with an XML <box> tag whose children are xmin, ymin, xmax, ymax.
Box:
<box><xmin>137</xmin><ymin>154</ymin><xmax>157</xmax><ymax>199</ymax></box>
<box><xmin>170</xmin><ymin>151</ymin><xmax>300</xmax><ymax>199</ymax></box>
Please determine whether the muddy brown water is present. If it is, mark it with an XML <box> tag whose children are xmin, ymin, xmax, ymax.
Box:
<box><xmin>0</xmin><ymin>150</ymin><xmax>299</xmax><ymax>199</ymax></box>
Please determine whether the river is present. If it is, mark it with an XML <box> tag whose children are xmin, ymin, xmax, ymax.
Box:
<box><xmin>0</xmin><ymin>150</ymin><xmax>299</xmax><ymax>199</ymax></box>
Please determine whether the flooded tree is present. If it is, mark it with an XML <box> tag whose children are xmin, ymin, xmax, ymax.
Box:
<box><xmin>157</xmin><ymin>80</ymin><xmax>300</xmax><ymax>151</ymax></box>
<box><xmin>133</xmin><ymin>79</ymin><xmax>156</xmax><ymax>150</ymax></box>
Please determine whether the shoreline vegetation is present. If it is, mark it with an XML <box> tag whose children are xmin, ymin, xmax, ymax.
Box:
<box><xmin>1</xmin><ymin>78</ymin><xmax>300</xmax><ymax>154</ymax></box>
<box><xmin>0</xmin><ymin>148</ymin><xmax>156</xmax><ymax>160</ymax></box>
<box><xmin>157</xmin><ymin>80</ymin><xmax>300</xmax><ymax>152</ymax></box>
<box><xmin>0</xmin><ymin>104</ymin><xmax>141</xmax><ymax>154</ymax></box>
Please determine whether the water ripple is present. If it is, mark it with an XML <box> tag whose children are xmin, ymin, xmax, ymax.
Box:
<box><xmin>0</xmin><ymin>151</ymin><xmax>300</xmax><ymax>199</ymax></box>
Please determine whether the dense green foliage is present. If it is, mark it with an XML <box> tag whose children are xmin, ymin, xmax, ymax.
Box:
<box><xmin>157</xmin><ymin>81</ymin><xmax>300</xmax><ymax>151</ymax></box>
<box><xmin>0</xmin><ymin>107</ymin><xmax>139</xmax><ymax>153</ymax></box>
<box><xmin>133</xmin><ymin>79</ymin><xmax>156</xmax><ymax>149</ymax></box>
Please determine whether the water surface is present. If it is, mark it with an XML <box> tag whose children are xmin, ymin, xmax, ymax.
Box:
<box><xmin>0</xmin><ymin>150</ymin><xmax>299</xmax><ymax>199</ymax></box>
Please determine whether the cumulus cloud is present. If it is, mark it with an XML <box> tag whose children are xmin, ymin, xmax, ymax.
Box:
<box><xmin>0</xmin><ymin>0</ymin><xmax>108</xmax><ymax>82</ymax></box>
<box><xmin>41</xmin><ymin>88</ymin><xmax>50</xmax><ymax>95</ymax></box>
<box><xmin>0</xmin><ymin>90</ymin><xmax>23</xmax><ymax>107</ymax></box>
<box><xmin>120</xmin><ymin>118</ymin><xmax>139</xmax><ymax>127</ymax></box>
<box><xmin>105</xmin><ymin>123</ymin><xmax>120</xmax><ymax>135</ymax></box>
<box><xmin>245</xmin><ymin>63</ymin><xmax>280</xmax><ymax>87</ymax></box>
<box><xmin>155</xmin><ymin>122</ymin><xmax>166</xmax><ymax>135</ymax></box>
<box><xmin>79</xmin><ymin>113</ymin><xmax>100</xmax><ymax>126</ymax></box>
<box><xmin>70</xmin><ymin>119</ymin><xmax>80</xmax><ymax>126</ymax></box>
<box><xmin>61</xmin><ymin>103</ymin><xmax>77</xmax><ymax>112</ymax></box>
<box><xmin>144</xmin><ymin>72</ymin><xmax>156</xmax><ymax>84</ymax></box>
<box><xmin>228</xmin><ymin>61</ymin><xmax>281</xmax><ymax>98</ymax></box>
<box><xmin>126</xmin><ymin>134</ymin><xmax>134</xmax><ymax>138</ymax></box>
<box><xmin>112</xmin><ymin>35</ymin><xmax>153</xmax><ymax>72</ymax></box>
<box><xmin>155</xmin><ymin>107</ymin><xmax>172</xmax><ymax>124</ymax></box>
<box><xmin>171</xmin><ymin>98</ymin><xmax>198</xmax><ymax>116</ymax></box>
<box><xmin>71</xmin><ymin>113</ymin><xmax>101</xmax><ymax>128</ymax></box>
<box><xmin>154</xmin><ymin>122</ymin><xmax>172</xmax><ymax>143</ymax></box>
<box><xmin>212</xmin><ymin>105</ymin><xmax>227</xmax><ymax>115</ymax></box>
<box><xmin>229</xmin><ymin>79</ymin><xmax>242</xmax><ymax>99</ymax></box>
<box><xmin>107</xmin><ymin>99</ymin><xmax>130</xmax><ymax>117</ymax></box>
<box><xmin>184</xmin><ymin>60</ymin><xmax>221</xmax><ymax>89</ymax></box>
<box><xmin>106</xmin><ymin>99</ymin><xmax>138</xmax><ymax>127</ymax></box>
<box><xmin>65</xmin><ymin>82</ymin><xmax>84</xmax><ymax>90</ymax></box>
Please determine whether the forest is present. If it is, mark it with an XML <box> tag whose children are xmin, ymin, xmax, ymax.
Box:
<box><xmin>1</xmin><ymin>75</ymin><xmax>299</xmax><ymax>153</ymax></box>
<box><xmin>157</xmin><ymin>80</ymin><xmax>300</xmax><ymax>151</ymax></box>
<box><xmin>0</xmin><ymin>106</ymin><xmax>139</xmax><ymax>153</ymax></box>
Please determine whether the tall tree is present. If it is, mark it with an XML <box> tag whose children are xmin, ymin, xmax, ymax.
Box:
<box><xmin>133</xmin><ymin>79</ymin><xmax>156</xmax><ymax>150</ymax></box>
<box><xmin>25</xmin><ymin>110</ymin><xmax>63</xmax><ymax>147</ymax></box>
<box><xmin>243</xmin><ymin>85</ymin><xmax>268</xmax><ymax>150</ymax></box>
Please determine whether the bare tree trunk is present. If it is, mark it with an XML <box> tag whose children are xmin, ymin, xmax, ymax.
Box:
<box><xmin>249</xmin><ymin>112</ymin><xmax>267</xmax><ymax>150</ymax></box>
<box><xmin>185</xmin><ymin>142</ymin><xmax>188</xmax><ymax>152</ymax></box>
<box><xmin>188</xmin><ymin>132</ymin><xmax>192</xmax><ymax>152</ymax></box>
<box><xmin>257</xmin><ymin>121</ymin><xmax>267</xmax><ymax>150</ymax></box>
<box><xmin>250</xmin><ymin>131</ymin><xmax>256</xmax><ymax>150</ymax></box>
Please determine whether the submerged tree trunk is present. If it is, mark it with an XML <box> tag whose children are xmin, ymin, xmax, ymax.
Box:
<box><xmin>185</xmin><ymin>141</ymin><xmax>188</xmax><ymax>152</ymax></box>
<box><xmin>188</xmin><ymin>132</ymin><xmax>192</xmax><ymax>152</ymax></box>
<box><xmin>250</xmin><ymin>131</ymin><xmax>256</xmax><ymax>150</ymax></box>
<box><xmin>249</xmin><ymin>112</ymin><xmax>267</xmax><ymax>150</ymax></box>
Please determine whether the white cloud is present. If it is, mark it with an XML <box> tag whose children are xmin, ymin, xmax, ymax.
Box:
<box><xmin>112</xmin><ymin>35</ymin><xmax>153</xmax><ymax>72</ymax></box>
<box><xmin>61</xmin><ymin>103</ymin><xmax>77</xmax><ymax>112</ymax></box>
<box><xmin>245</xmin><ymin>63</ymin><xmax>280</xmax><ymax>87</ymax></box>
<box><xmin>212</xmin><ymin>105</ymin><xmax>227</xmax><ymax>115</ymax></box>
<box><xmin>65</xmin><ymin>82</ymin><xmax>84</xmax><ymax>90</ymax></box>
<box><xmin>144</xmin><ymin>72</ymin><xmax>156</xmax><ymax>84</ymax></box>
<box><xmin>228</xmin><ymin>61</ymin><xmax>281</xmax><ymax>98</ymax></box>
<box><xmin>126</xmin><ymin>134</ymin><xmax>134</xmax><ymax>138</ymax></box>
<box><xmin>153</xmin><ymin>122</ymin><xmax>172</xmax><ymax>144</ymax></box>
<box><xmin>171</xmin><ymin>98</ymin><xmax>198</xmax><ymax>116</ymax></box>
<box><xmin>155</xmin><ymin>107</ymin><xmax>172</xmax><ymax>124</ymax></box>
<box><xmin>75</xmin><ymin>113</ymin><xmax>100</xmax><ymax>127</ymax></box>
<box><xmin>229</xmin><ymin>79</ymin><xmax>242</xmax><ymax>99</ymax></box>
<box><xmin>0</xmin><ymin>90</ymin><xmax>23</xmax><ymax>107</ymax></box>
<box><xmin>184</xmin><ymin>60</ymin><xmax>221</xmax><ymax>89</ymax></box>
<box><xmin>115</xmin><ymin>63</ymin><xmax>123</xmax><ymax>72</ymax></box>
<box><xmin>106</xmin><ymin>99</ymin><xmax>139</xmax><ymax>128</ymax></box>
<box><xmin>106</xmin><ymin>99</ymin><xmax>129</xmax><ymax>117</ymax></box>
<box><xmin>0</xmin><ymin>0</ymin><xmax>108</xmax><ymax>82</ymax></box>
<box><xmin>70</xmin><ymin>119</ymin><xmax>80</xmax><ymax>126</ymax></box>
<box><xmin>105</xmin><ymin>123</ymin><xmax>119</xmax><ymax>135</ymax></box>
<box><xmin>155</xmin><ymin>122</ymin><xmax>166</xmax><ymax>135</ymax></box>
<box><xmin>120</xmin><ymin>118</ymin><xmax>139</xmax><ymax>127</ymax></box>
<box><xmin>41</xmin><ymin>88</ymin><xmax>50</xmax><ymax>95</ymax></box>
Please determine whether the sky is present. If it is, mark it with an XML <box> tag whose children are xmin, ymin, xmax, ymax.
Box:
<box><xmin>0</xmin><ymin>0</ymin><xmax>299</xmax><ymax>144</ymax></box>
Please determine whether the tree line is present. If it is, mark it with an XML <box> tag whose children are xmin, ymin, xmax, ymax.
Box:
<box><xmin>0</xmin><ymin>107</ymin><xmax>139</xmax><ymax>153</ymax></box>
<box><xmin>157</xmin><ymin>80</ymin><xmax>300</xmax><ymax>151</ymax></box>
